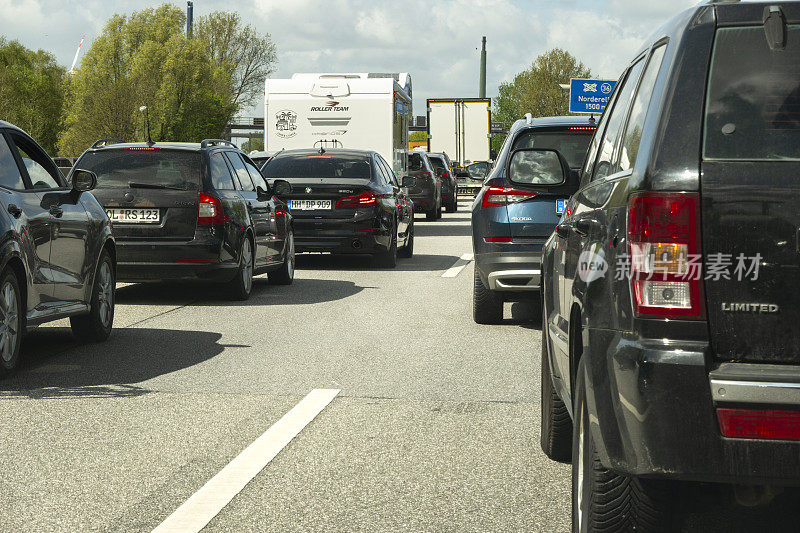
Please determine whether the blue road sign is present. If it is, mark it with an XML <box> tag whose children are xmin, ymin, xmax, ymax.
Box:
<box><xmin>569</xmin><ymin>78</ymin><xmax>617</xmax><ymax>114</ymax></box>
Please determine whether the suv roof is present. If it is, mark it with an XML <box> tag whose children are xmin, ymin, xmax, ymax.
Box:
<box><xmin>86</xmin><ymin>139</ymin><xmax>239</xmax><ymax>153</ymax></box>
<box><xmin>508</xmin><ymin>115</ymin><xmax>596</xmax><ymax>136</ymax></box>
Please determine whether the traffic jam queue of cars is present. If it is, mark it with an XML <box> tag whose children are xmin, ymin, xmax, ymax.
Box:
<box><xmin>469</xmin><ymin>1</ymin><xmax>800</xmax><ymax>529</ymax></box>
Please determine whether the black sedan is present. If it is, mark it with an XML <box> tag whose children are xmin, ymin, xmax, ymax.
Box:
<box><xmin>0</xmin><ymin>121</ymin><xmax>116</xmax><ymax>376</ymax></box>
<box><xmin>72</xmin><ymin>139</ymin><xmax>295</xmax><ymax>300</ymax></box>
<box><xmin>262</xmin><ymin>149</ymin><xmax>414</xmax><ymax>267</ymax></box>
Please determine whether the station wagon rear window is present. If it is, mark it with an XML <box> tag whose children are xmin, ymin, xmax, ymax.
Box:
<box><xmin>76</xmin><ymin>150</ymin><xmax>201</xmax><ymax>189</ymax></box>
<box><xmin>704</xmin><ymin>25</ymin><xmax>800</xmax><ymax>161</ymax></box>
<box><xmin>263</xmin><ymin>155</ymin><xmax>372</xmax><ymax>180</ymax></box>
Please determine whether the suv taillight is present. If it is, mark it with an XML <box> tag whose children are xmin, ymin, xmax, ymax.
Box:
<box><xmin>336</xmin><ymin>191</ymin><xmax>378</xmax><ymax>208</ymax></box>
<box><xmin>481</xmin><ymin>185</ymin><xmax>538</xmax><ymax>208</ymax></box>
<box><xmin>627</xmin><ymin>192</ymin><xmax>703</xmax><ymax>319</ymax></box>
<box><xmin>198</xmin><ymin>192</ymin><xmax>224</xmax><ymax>225</ymax></box>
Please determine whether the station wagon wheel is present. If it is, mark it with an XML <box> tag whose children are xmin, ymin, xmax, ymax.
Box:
<box><xmin>97</xmin><ymin>261</ymin><xmax>114</xmax><ymax>329</ymax></box>
<box><xmin>229</xmin><ymin>236</ymin><xmax>254</xmax><ymax>300</ymax></box>
<box><xmin>0</xmin><ymin>272</ymin><xmax>21</xmax><ymax>373</ymax></box>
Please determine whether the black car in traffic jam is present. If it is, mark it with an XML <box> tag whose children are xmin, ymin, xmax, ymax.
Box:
<box><xmin>427</xmin><ymin>152</ymin><xmax>458</xmax><ymax>212</ymax></box>
<box><xmin>0</xmin><ymin>121</ymin><xmax>116</xmax><ymax>376</ymax></box>
<box><xmin>71</xmin><ymin>139</ymin><xmax>295</xmax><ymax>301</ymax></box>
<box><xmin>261</xmin><ymin>149</ymin><xmax>414</xmax><ymax>267</ymax></box>
<box><xmin>539</xmin><ymin>2</ymin><xmax>800</xmax><ymax>530</ymax></box>
<box><xmin>407</xmin><ymin>151</ymin><xmax>442</xmax><ymax>220</ymax></box>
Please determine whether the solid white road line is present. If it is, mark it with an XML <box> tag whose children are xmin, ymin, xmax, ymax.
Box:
<box><xmin>442</xmin><ymin>253</ymin><xmax>474</xmax><ymax>278</ymax></box>
<box><xmin>152</xmin><ymin>388</ymin><xmax>340</xmax><ymax>533</ymax></box>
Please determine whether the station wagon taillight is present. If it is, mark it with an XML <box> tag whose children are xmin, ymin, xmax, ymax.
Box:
<box><xmin>481</xmin><ymin>185</ymin><xmax>538</xmax><ymax>208</ymax></box>
<box><xmin>627</xmin><ymin>192</ymin><xmax>703</xmax><ymax>319</ymax></box>
<box><xmin>336</xmin><ymin>191</ymin><xmax>378</xmax><ymax>208</ymax></box>
<box><xmin>198</xmin><ymin>192</ymin><xmax>224</xmax><ymax>225</ymax></box>
<box><xmin>718</xmin><ymin>409</ymin><xmax>800</xmax><ymax>441</ymax></box>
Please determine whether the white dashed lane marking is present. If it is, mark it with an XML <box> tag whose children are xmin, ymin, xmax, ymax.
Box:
<box><xmin>442</xmin><ymin>253</ymin><xmax>474</xmax><ymax>278</ymax></box>
<box><xmin>152</xmin><ymin>388</ymin><xmax>340</xmax><ymax>533</ymax></box>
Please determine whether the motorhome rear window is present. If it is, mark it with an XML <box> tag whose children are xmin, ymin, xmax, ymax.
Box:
<box><xmin>75</xmin><ymin>150</ymin><xmax>201</xmax><ymax>189</ymax></box>
<box><xmin>263</xmin><ymin>155</ymin><xmax>372</xmax><ymax>179</ymax></box>
<box><xmin>704</xmin><ymin>25</ymin><xmax>800</xmax><ymax>161</ymax></box>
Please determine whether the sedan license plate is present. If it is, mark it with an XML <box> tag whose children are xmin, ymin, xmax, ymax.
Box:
<box><xmin>105</xmin><ymin>208</ymin><xmax>160</xmax><ymax>223</ymax></box>
<box><xmin>556</xmin><ymin>199</ymin><xmax>566</xmax><ymax>215</ymax></box>
<box><xmin>288</xmin><ymin>200</ymin><xmax>332</xmax><ymax>210</ymax></box>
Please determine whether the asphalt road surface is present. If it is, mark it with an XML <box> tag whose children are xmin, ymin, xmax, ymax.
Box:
<box><xmin>1</xmin><ymin>198</ymin><xmax>798</xmax><ymax>532</ymax></box>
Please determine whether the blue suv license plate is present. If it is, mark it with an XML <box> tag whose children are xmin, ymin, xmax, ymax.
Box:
<box><xmin>556</xmin><ymin>199</ymin><xmax>566</xmax><ymax>215</ymax></box>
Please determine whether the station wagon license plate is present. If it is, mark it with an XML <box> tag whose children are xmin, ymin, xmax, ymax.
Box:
<box><xmin>556</xmin><ymin>199</ymin><xmax>566</xmax><ymax>215</ymax></box>
<box><xmin>288</xmin><ymin>200</ymin><xmax>332</xmax><ymax>210</ymax></box>
<box><xmin>105</xmin><ymin>208</ymin><xmax>160</xmax><ymax>223</ymax></box>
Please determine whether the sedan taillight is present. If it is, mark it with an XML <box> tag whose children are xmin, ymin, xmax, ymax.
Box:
<box><xmin>336</xmin><ymin>191</ymin><xmax>378</xmax><ymax>208</ymax></box>
<box><xmin>481</xmin><ymin>185</ymin><xmax>538</xmax><ymax>208</ymax></box>
<box><xmin>627</xmin><ymin>192</ymin><xmax>703</xmax><ymax>319</ymax></box>
<box><xmin>198</xmin><ymin>192</ymin><xmax>224</xmax><ymax>225</ymax></box>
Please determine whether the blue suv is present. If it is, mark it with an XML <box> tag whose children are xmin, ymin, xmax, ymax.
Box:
<box><xmin>471</xmin><ymin>115</ymin><xmax>596</xmax><ymax>323</ymax></box>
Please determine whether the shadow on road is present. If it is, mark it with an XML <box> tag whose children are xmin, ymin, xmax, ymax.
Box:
<box><xmin>295</xmin><ymin>253</ymin><xmax>460</xmax><ymax>272</ymax></box>
<box><xmin>507</xmin><ymin>300</ymin><xmax>542</xmax><ymax>328</ymax></box>
<box><xmin>0</xmin><ymin>327</ymin><xmax>226</xmax><ymax>398</ymax></box>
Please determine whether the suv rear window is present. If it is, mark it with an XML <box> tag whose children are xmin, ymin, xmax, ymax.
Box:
<box><xmin>704</xmin><ymin>25</ymin><xmax>800</xmax><ymax>161</ymax></box>
<box><xmin>263</xmin><ymin>155</ymin><xmax>372</xmax><ymax>180</ymax></box>
<box><xmin>512</xmin><ymin>131</ymin><xmax>592</xmax><ymax>168</ymax></box>
<box><xmin>428</xmin><ymin>157</ymin><xmax>445</xmax><ymax>171</ymax></box>
<box><xmin>76</xmin><ymin>150</ymin><xmax>201</xmax><ymax>189</ymax></box>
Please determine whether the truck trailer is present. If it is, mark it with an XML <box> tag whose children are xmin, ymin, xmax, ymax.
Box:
<box><xmin>426</xmin><ymin>98</ymin><xmax>491</xmax><ymax>168</ymax></box>
<box><xmin>264</xmin><ymin>73</ymin><xmax>412</xmax><ymax>174</ymax></box>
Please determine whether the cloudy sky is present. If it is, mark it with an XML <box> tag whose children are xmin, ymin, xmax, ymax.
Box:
<box><xmin>0</xmin><ymin>0</ymin><xmax>699</xmax><ymax>117</ymax></box>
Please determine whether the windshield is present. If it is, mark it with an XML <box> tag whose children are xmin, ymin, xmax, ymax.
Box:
<box><xmin>74</xmin><ymin>150</ymin><xmax>201</xmax><ymax>189</ymax></box>
<box><xmin>468</xmin><ymin>162</ymin><xmax>488</xmax><ymax>178</ymax></box>
<box><xmin>704</xmin><ymin>25</ymin><xmax>800</xmax><ymax>161</ymax></box>
<box><xmin>512</xmin><ymin>131</ymin><xmax>592</xmax><ymax>169</ymax></box>
<box><xmin>263</xmin><ymin>155</ymin><xmax>372</xmax><ymax>179</ymax></box>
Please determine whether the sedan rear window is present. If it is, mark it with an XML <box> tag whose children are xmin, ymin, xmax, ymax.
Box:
<box><xmin>704</xmin><ymin>25</ymin><xmax>800</xmax><ymax>161</ymax></box>
<box><xmin>263</xmin><ymin>155</ymin><xmax>372</xmax><ymax>180</ymax></box>
<box><xmin>512</xmin><ymin>131</ymin><xmax>592</xmax><ymax>169</ymax></box>
<box><xmin>75</xmin><ymin>150</ymin><xmax>201</xmax><ymax>189</ymax></box>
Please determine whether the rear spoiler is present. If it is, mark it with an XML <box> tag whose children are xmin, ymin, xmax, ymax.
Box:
<box><xmin>200</xmin><ymin>139</ymin><xmax>236</xmax><ymax>149</ymax></box>
<box><xmin>91</xmin><ymin>138</ymin><xmax>125</xmax><ymax>149</ymax></box>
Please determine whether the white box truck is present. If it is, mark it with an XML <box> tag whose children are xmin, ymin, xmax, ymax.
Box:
<box><xmin>426</xmin><ymin>98</ymin><xmax>491</xmax><ymax>167</ymax></box>
<box><xmin>264</xmin><ymin>73</ymin><xmax>412</xmax><ymax>173</ymax></box>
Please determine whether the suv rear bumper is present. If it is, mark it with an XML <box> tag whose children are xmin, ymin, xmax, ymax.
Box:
<box><xmin>584</xmin><ymin>328</ymin><xmax>800</xmax><ymax>485</ymax></box>
<box><xmin>474</xmin><ymin>248</ymin><xmax>543</xmax><ymax>294</ymax></box>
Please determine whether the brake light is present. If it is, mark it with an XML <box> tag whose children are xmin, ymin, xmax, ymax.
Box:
<box><xmin>481</xmin><ymin>185</ymin><xmax>538</xmax><ymax>209</ymax></box>
<box><xmin>569</xmin><ymin>126</ymin><xmax>597</xmax><ymax>132</ymax></box>
<box><xmin>198</xmin><ymin>192</ymin><xmax>224</xmax><ymax>225</ymax></box>
<box><xmin>336</xmin><ymin>191</ymin><xmax>378</xmax><ymax>208</ymax></box>
<box><xmin>627</xmin><ymin>192</ymin><xmax>703</xmax><ymax>319</ymax></box>
<box><xmin>127</xmin><ymin>146</ymin><xmax>160</xmax><ymax>151</ymax></box>
<box><xmin>718</xmin><ymin>409</ymin><xmax>800</xmax><ymax>441</ymax></box>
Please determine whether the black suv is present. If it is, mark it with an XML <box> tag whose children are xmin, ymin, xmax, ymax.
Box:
<box><xmin>0</xmin><ymin>121</ymin><xmax>116</xmax><ymax>376</ymax></box>
<box><xmin>427</xmin><ymin>152</ymin><xmax>458</xmax><ymax>212</ymax></box>
<box><xmin>407</xmin><ymin>151</ymin><xmax>442</xmax><ymax>220</ymax></box>
<box><xmin>540</xmin><ymin>2</ymin><xmax>800</xmax><ymax>529</ymax></box>
<box><xmin>71</xmin><ymin>139</ymin><xmax>294</xmax><ymax>300</ymax></box>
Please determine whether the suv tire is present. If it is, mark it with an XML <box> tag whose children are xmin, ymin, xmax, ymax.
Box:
<box><xmin>572</xmin><ymin>359</ymin><xmax>676</xmax><ymax>533</ymax></box>
<box><xmin>71</xmin><ymin>250</ymin><xmax>115</xmax><ymax>343</ymax></box>
<box><xmin>541</xmin><ymin>311</ymin><xmax>572</xmax><ymax>462</ymax></box>
<box><xmin>269</xmin><ymin>229</ymin><xmax>295</xmax><ymax>285</ymax></box>
<box><xmin>229</xmin><ymin>236</ymin><xmax>254</xmax><ymax>300</ymax></box>
<box><xmin>473</xmin><ymin>268</ymin><xmax>502</xmax><ymax>324</ymax></box>
<box><xmin>398</xmin><ymin>220</ymin><xmax>414</xmax><ymax>259</ymax></box>
<box><xmin>0</xmin><ymin>268</ymin><xmax>23</xmax><ymax>377</ymax></box>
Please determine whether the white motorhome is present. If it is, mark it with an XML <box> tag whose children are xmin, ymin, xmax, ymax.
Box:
<box><xmin>264</xmin><ymin>73</ymin><xmax>412</xmax><ymax>174</ymax></box>
<box><xmin>427</xmin><ymin>98</ymin><xmax>491</xmax><ymax>167</ymax></box>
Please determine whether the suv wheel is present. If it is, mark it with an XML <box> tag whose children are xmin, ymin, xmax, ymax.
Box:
<box><xmin>71</xmin><ymin>250</ymin><xmax>115</xmax><ymax>343</ymax></box>
<box><xmin>473</xmin><ymin>268</ymin><xmax>502</xmax><ymax>324</ymax></box>
<box><xmin>398</xmin><ymin>220</ymin><xmax>414</xmax><ymax>259</ymax></box>
<box><xmin>376</xmin><ymin>222</ymin><xmax>398</xmax><ymax>268</ymax></box>
<box><xmin>229</xmin><ymin>236</ymin><xmax>254</xmax><ymax>300</ymax></box>
<box><xmin>572</xmin><ymin>359</ymin><xmax>676</xmax><ymax>532</ymax></box>
<box><xmin>0</xmin><ymin>268</ymin><xmax>23</xmax><ymax>377</ymax></box>
<box><xmin>541</xmin><ymin>310</ymin><xmax>572</xmax><ymax>462</ymax></box>
<box><xmin>269</xmin><ymin>229</ymin><xmax>295</xmax><ymax>285</ymax></box>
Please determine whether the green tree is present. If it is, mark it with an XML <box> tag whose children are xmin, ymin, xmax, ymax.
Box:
<box><xmin>409</xmin><ymin>130</ymin><xmax>427</xmax><ymax>142</ymax></box>
<box><xmin>492</xmin><ymin>49</ymin><xmax>592</xmax><ymax>150</ymax></box>
<box><xmin>195</xmin><ymin>12</ymin><xmax>278</xmax><ymax>114</ymax></box>
<box><xmin>0</xmin><ymin>39</ymin><xmax>66</xmax><ymax>154</ymax></box>
<box><xmin>241</xmin><ymin>137</ymin><xmax>264</xmax><ymax>153</ymax></box>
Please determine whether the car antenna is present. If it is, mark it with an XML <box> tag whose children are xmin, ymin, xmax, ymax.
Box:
<box><xmin>319</xmin><ymin>146</ymin><xmax>326</xmax><ymax>155</ymax></box>
<box><xmin>589</xmin><ymin>114</ymin><xmax>596</xmax><ymax>124</ymax></box>
<box><xmin>139</xmin><ymin>105</ymin><xmax>154</xmax><ymax>146</ymax></box>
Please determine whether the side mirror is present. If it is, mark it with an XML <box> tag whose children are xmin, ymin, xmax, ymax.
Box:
<box><xmin>272</xmin><ymin>179</ymin><xmax>292</xmax><ymax>197</ymax></box>
<box><xmin>72</xmin><ymin>169</ymin><xmax>97</xmax><ymax>192</ymax></box>
<box><xmin>401</xmin><ymin>176</ymin><xmax>415</xmax><ymax>188</ymax></box>
<box><xmin>506</xmin><ymin>149</ymin><xmax>567</xmax><ymax>186</ymax></box>
<box><xmin>256</xmin><ymin>186</ymin><xmax>270</xmax><ymax>201</ymax></box>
